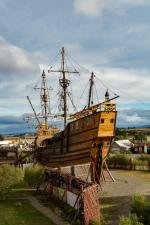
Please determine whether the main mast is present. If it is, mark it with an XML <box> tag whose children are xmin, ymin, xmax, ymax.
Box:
<box><xmin>59</xmin><ymin>47</ymin><xmax>69</xmax><ymax>127</ymax></box>
<box><xmin>41</xmin><ymin>70</ymin><xmax>49</xmax><ymax>126</ymax></box>
<box><xmin>48</xmin><ymin>47</ymin><xmax>79</xmax><ymax>128</ymax></box>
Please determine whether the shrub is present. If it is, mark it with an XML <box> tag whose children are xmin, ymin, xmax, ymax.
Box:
<box><xmin>24</xmin><ymin>165</ymin><xmax>44</xmax><ymax>188</ymax></box>
<box><xmin>107</xmin><ymin>153</ymin><xmax>150</xmax><ymax>169</ymax></box>
<box><xmin>119</xmin><ymin>195</ymin><xmax>150</xmax><ymax>225</ymax></box>
<box><xmin>90</xmin><ymin>217</ymin><xmax>105</xmax><ymax>225</ymax></box>
<box><xmin>0</xmin><ymin>165</ymin><xmax>23</xmax><ymax>198</ymax></box>
<box><xmin>107</xmin><ymin>153</ymin><xmax>130</xmax><ymax>167</ymax></box>
<box><xmin>137</xmin><ymin>154</ymin><xmax>150</xmax><ymax>162</ymax></box>
<box><xmin>131</xmin><ymin>195</ymin><xmax>150</xmax><ymax>225</ymax></box>
<box><xmin>132</xmin><ymin>159</ymin><xmax>147</xmax><ymax>167</ymax></box>
<box><xmin>119</xmin><ymin>214</ymin><xmax>143</xmax><ymax>225</ymax></box>
<box><xmin>90</xmin><ymin>219</ymin><xmax>100</xmax><ymax>225</ymax></box>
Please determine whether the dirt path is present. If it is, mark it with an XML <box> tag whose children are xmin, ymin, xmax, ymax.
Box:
<box><xmin>27</xmin><ymin>195</ymin><xmax>69</xmax><ymax>225</ymax></box>
<box><xmin>100</xmin><ymin>170</ymin><xmax>150</xmax><ymax>225</ymax></box>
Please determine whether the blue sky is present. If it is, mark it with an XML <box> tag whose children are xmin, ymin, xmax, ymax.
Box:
<box><xmin>0</xmin><ymin>0</ymin><xmax>150</xmax><ymax>133</ymax></box>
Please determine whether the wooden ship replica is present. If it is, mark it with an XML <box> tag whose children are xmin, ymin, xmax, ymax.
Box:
<box><xmin>27</xmin><ymin>47</ymin><xmax>119</xmax><ymax>184</ymax></box>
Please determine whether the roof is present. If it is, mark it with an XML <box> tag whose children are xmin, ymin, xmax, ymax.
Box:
<box><xmin>115</xmin><ymin>140</ymin><xmax>133</xmax><ymax>149</ymax></box>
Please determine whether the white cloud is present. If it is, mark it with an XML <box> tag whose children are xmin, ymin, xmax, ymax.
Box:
<box><xmin>120</xmin><ymin>0</ymin><xmax>148</xmax><ymax>5</ymax></box>
<box><xmin>117</xmin><ymin>109</ymin><xmax>150</xmax><ymax>127</ymax></box>
<box><xmin>95</xmin><ymin>67</ymin><xmax>150</xmax><ymax>103</ymax></box>
<box><xmin>73</xmin><ymin>0</ymin><xmax>149</xmax><ymax>17</ymax></box>
<box><xmin>124</xmin><ymin>113</ymin><xmax>145</xmax><ymax>123</ymax></box>
<box><xmin>0</xmin><ymin>36</ymin><xmax>46</xmax><ymax>120</ymax></box>
<box><xmin>74</xmin><ymin>0</ymin><xmax>108</xmax><ymax>16</ymax></box>
<box><xmin>0</xmin><ymin>36</ymin><xmax>39</xmax><ymax>74</ymax></box>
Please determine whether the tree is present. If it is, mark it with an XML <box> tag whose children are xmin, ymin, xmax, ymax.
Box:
<box><xmin>115</xmin><ymin>128</ymin><xmax>127</xmax><ymax>140</ymax></box>
<box><xmin>0</xmin><ymin>134</ymin><xmax>4</xmax><ymax>141</ymax></box>
<box><xmin>0</xmin><ymin>165</ymin><xmax>23</xmax><ymax>198</ymax></box>
<box><xmin>133</xmin><ymin>133</ymin><xmax>146</xmax><ymax>141</ymax></box>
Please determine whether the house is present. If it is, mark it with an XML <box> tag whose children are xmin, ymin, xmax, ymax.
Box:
<box><xmin>0</xmin><ymin>140</ymin><xmax>12</xmax><ymax>145</ymax></box>
<box><xmin>111</xmin><ymin>140</ymin><xmax>133</xmax><ymax>152</ymax></box>
<box><xmin>131</xmin><ymin>142</ymin><xmax>150</xmax><ymax>154</ymax></box>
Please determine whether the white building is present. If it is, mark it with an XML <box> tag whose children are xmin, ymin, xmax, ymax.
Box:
<box><xmin>0</xmin><ymin>140</ymin><xmax>11</xmax><ymax>145</ymax></box>
<box><xmin>111</xmin><ymin>140</ymin><xmax>133</xmax><ymax>152</ymax></box>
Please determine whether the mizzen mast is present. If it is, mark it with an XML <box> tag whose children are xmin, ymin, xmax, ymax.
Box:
<box><xmin>88</xmin><ymin>72</ymin><xmax>95</xmax><ymax>108</ymax></box>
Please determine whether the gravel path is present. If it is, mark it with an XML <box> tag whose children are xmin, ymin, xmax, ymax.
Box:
<box><xmin>101</xmin><ymin>170</ymin><xmax>150</xmax><ymax>197</ymax></box>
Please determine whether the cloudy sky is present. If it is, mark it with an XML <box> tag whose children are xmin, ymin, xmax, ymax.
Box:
<box><xmin>0</xmin><ymin>0</ymin><xmax>150</xmax><ymax>133</ymax></box>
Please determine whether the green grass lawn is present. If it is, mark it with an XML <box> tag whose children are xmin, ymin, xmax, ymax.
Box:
<box><xmin>0</xmin><ymin>199</ymin><xmax>56</xmax><ymax>225</ymax></box>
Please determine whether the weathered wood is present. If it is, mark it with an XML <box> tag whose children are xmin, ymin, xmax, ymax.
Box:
<box><xmin>35</xmin><ymin>110</ymin><xmax>117</xmax><ymax>179</ymax></box>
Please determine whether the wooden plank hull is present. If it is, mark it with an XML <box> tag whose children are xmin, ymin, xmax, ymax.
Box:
<box><xmin>35</xmin><ymin>110</ymin><xmax>117</xmax><ymax>168</ymax></box>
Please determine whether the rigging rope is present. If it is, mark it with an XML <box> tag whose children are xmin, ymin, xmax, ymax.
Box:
<box><xmin>95</xmin><ymin>73</ymin><xmax>145</xmax><ymax>103</ymax></box>
<box><xmin>65</xmin><ymin>50</ymin><xmax>91</xmax><ymax>74</ymax></box>
<box><xmin>48</xmin><ymin>50</ymin><xmax>61</xmax><ymax>70</ymax></box>
<box><xmin>94</xmin><ymin>75</ymin><xmax>117</xmax><ymax>96</ymax></box>
<box><xmin>94</xmin><ymin>81</ymin><xmax>99</xmax><ymax>104</ymax></box>
<box><xmin>75</xmin><ymin>80</ymin><xmax>90</xmax><ymax>110</ymax></box>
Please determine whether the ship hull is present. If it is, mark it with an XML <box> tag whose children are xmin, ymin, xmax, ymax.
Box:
<box><xmin>35</xmin><ymin>110</ymin><xmax>117</xmax><ymax>168</ymax></box>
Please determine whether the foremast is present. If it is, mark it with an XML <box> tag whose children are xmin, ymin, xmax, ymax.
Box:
<box><xmin>33</xmin><ymin>70</ymin><xmax>52</xmax><ymax>131</ymax></box>
<box><xmin>27</xmin><ymin>70</ymin><xmax>53</xmax><ymax>144</ymax></box>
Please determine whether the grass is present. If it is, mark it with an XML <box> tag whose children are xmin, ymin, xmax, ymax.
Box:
<box><xmin>0</xmin><ymin>167</ymin><xmax>149</xmax><ymax>225</ymax></box>
<box><xmin>37</xmin><ymin>194</ymin><xmax>80</xmax><ymax>225</ymax></box>
<box><xmin>3</xmin><ymin>189</ymin><xmax>35</xmax><ymax>199</ymax></box>
<box><xmin>0</xmin><ymin>198</ymin><xmax>56</xmax><ymax>225</ymax></box>
<box><xmin>115</xmin><ymin>170</ymin><xmax>150</xmax><ymax>182</ymax></box>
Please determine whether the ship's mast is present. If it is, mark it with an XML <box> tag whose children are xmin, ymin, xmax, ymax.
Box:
<box><xmin>88</xmin><ymin>72</ymin><xmax>94</xmax><ymax>108</ymax></box>
<box><xmin>41</xmin><ymin>70</ymin><xmax>49</xmax><ymax>126</ymax></box>
<box><xmin>48</xmin><ymin>47</ymin><xmax>79</xmax><ymax>128</ymax></box>
<box><xmin>59</xmin><ymin>47</ymin><xmax>69</xmax><ymax>127</ymax></box>
<box><xmin>34</xmin><ymin>70</ymin><xmax>52</xmax><ymax>128</ymax></box>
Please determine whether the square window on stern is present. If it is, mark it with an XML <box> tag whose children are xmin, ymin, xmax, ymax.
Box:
<box><xmin>110</xmin><ymin>119</ymin><xmax>114</xmax><ymax>123</ymax></box>
<box><xmin>101</xmin><ymin>118</ymin><xmax>105</xmax><ymax>123</ymax></box>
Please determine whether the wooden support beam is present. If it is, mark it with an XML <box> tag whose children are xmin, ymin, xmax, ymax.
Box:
<box><xmin>104</xmin><ymin>161</ymin><xmax>115</xmax><ymax>182</ymax></box>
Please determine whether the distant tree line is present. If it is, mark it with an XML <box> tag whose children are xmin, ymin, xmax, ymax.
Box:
<box><xmin>0</xmin><ymin>134</ymin><xmax>4</xmax><ymax>141</ymax></box>
<box><xmin>115</xmin><ymin>128</ymin><xmax>147</xmax><ymax>142</ymax></box>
